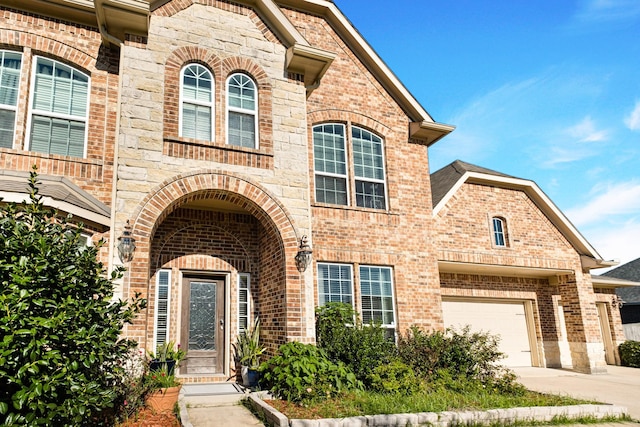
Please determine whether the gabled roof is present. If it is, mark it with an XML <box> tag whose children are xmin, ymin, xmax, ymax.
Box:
<box><xmin>430</xmin><ymin>160</ymin><xmax>614</xmax><ymax>269</ymax></box>
<box><xmin>601</xmin><ymin>258</ymin><xmax>640</xmax><ymax>302</ymax></box>
<box><xmin>0</xmin><ymin>170</ymin><xmax>111</xmax><ymax>227</ymax></box>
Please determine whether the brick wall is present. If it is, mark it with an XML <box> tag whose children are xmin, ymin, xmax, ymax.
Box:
<box><xmin>0</xmin><ymin>7</ymin><xmax>118</xmax><ymax>206</ymax></box>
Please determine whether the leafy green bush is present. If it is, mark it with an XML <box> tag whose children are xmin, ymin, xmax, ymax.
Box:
<box><xmin>259</xmin><ymin>342</ymin><xmax>361</xmax><ymax>402</ymax></box>
<box><xmin>619</xmin><ymin>340</ymin><xmax>640</xmax><ymax>367</ymax></box>
<box><xmin>315</xmin><ymin>302</ymin><xmax>397</xmax><ymax>386</ymax></box>
<box><xmin>367</xmin><ymin>359</ymin><xmax>418</xmax><ymax>395</ymax></box>
<box><xmin>0</xmin><ymin>169</ymin><xmax>146</xmax><ymax>426</ymax></box>
<box><xmin>397</xmin><ymin>325</ymin><xmax>522</xmax><ymax>393</ymax></box>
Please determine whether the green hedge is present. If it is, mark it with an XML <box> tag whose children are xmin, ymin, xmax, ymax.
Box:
<box><xmin>619</xmin><ymin>340</ymin><xmax>640</xmax><ymax>367</ymax></box>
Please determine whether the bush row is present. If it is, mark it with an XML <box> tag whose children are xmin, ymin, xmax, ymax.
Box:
<box><xmin>259</xmin><ymin>302</ymin><xmax>524</xmax><ymax>402</ymax></box>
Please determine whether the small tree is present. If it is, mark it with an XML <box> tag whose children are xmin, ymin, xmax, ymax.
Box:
<box><xmin>0</xmin><ymin>168</ymin><xmax>146</xmax><ymax>426</ymax></box>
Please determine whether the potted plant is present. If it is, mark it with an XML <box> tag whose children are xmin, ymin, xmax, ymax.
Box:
<box><xmin>145</xmin><ymin>342</ymin><xmax>185</xmax><ymax>413</ymax></box>
<box><xmin>234</xmin><ymin>318</ymin><xmax>266</xmax><ymax>387</ymax></box>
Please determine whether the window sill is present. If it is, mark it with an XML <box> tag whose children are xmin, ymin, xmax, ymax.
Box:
<box><xmin>163</xmin><ymin>136</ymin><xmax>273</xmax><ymax>169</ymax></box>
<box><xmin>311</xmin><ymin>202</ymin><xmax>400</xmax><ymax>216</ymax></box>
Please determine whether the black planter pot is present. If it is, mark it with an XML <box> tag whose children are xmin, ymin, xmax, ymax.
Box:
<box><xmin>149</xmin><ymin>359</ymin><xmax>176</xmax><ymax>375</ymax></box>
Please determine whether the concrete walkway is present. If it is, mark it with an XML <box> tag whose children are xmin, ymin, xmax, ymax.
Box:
<box><xmin>179</xmin><ymin>384</ymin><xmax>263</xmax><ymax>427</ymax></box>
<box><xmin>514</xmin><ymin>365</ymin><xmax>640</xmax><ymax>421</ymax></box>
<box><xmin>179</xmin><ymin>366</ymin><xmax>640</xmax><ymax>426</ymax></box>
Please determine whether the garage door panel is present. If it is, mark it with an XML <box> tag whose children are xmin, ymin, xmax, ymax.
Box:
<box><xmin>442</xmin><ymin>300</ymin><xmax>532</xmax><ymax>367</ymax></box>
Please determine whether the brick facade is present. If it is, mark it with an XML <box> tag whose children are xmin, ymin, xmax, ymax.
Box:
<box><xmin>0</xmin><ymin>0</ymin><xmax>623</xmax><ymax>382</ymax></box>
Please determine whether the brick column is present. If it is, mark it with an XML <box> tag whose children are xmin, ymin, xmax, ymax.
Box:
<box><xmin>556</xmin><ymin>273</ymin><xmax>607</xmax><ymax>374</ymax></box>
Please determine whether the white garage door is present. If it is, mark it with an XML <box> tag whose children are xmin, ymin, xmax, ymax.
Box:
<box><xmin>442</xmin><ymin>300</ymin><xmax>533</xmax><ymax>367</ymax></box>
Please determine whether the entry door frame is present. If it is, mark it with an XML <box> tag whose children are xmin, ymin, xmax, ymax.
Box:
<box><xmin>179</xmin><ymin>270</ymin><xmax>230</xmax><ymax>376</ymax></box>
<box><xmin>596</xmin><ymin>302</ymin><xmax>616</xmax><ymax>365</ymax></box>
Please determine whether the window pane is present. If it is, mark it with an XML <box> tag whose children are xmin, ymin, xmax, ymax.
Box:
<box><xmin>0</xmin><ymin>51</ymin><xmax>21</xmax><ymax>107</ymax></box>
<box><xmin>318</xmin><ymin>263</ymin><xmax>352</xmax><ymax>306</ymax></box>
<box><xmin>228</xmin><ymin>74</ymin><xmax>256</xmax><ymax>110</ymax></box>
<box><xmin>355</xmin><ymin>180</ymin><xmax>386</xmax><ymax>209</ymax></box>
<box><xmin>30</xmin><ymin>115</ymin><xmax>85</xmax><ymax>157</ymax></box>
<box><xmin>315</xmin><ymin>175</ymin><xmax>347</xmax><ymax>205</ymax></box>
<box><xmin>359</xmin><ymin>266</ymin><xmax>394</xmax><ymax>327</ymax></box>
<box><xmin>493</xmin><ymin>217</ymin><xmax>506</xmax><ymax>246</ymax></box>
<box><xmin>353</xmin><ymin>127</ymin><xmax>384</xmax><ymax>180</ymax></box>
<box><xmin>313</xmin><ymin>124</ymin><xmax>346</xmax><ymax>174</ymax></box>
<box><xmin>228</xmin><ymin>111</ymin><xmax>255</xmax><ymax>148</ymax></box>
<box><xmin>0</xmin><ymin>109</ymin><xmax>15</xmax><ymax>148</ymax></box>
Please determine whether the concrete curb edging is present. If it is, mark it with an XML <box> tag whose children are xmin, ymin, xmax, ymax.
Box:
<box><xmin>247</xmin><ymin>394</ymin><xmax>628</xmax><ymax>427</ymax></box>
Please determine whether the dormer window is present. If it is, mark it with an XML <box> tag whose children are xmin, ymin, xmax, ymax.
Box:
<box><xmin>492</xmin><ymin>216</ymin><xmax>507</xmax><ymax>247</ymax></box>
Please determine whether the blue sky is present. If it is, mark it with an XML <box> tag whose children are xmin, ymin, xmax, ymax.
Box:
<box><xmin>334</xmin><ymin>0</ymin><xmax>640</xmax><ymax>271</ymax></box>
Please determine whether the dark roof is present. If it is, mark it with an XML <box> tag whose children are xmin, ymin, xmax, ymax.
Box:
<box><xmin>430</xmin><ymin>160</ymin><xmax>517</xmax><ymax>208</ymax></box>
<box><xmin>0</xmin><ymin>170</ymin><xmax>110</xmax><ymax>220</ymax></box>
<box><xmin>602</xmin><ymin>258</ymin><xmax>640</xmax><ymax>303</ymax></box>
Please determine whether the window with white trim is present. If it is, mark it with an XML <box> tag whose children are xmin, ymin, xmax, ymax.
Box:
<box><xmin>226</xmin><ymin>73</ymin><xmax>257</xmax><ymax>148</ymax></box>
<box><xmin>492</xmin><ymin>216</ymin><xmax>507</xmax><ymax>247</ymax></box>
<box><xmin>154</xmin><ymin>270</ymin><xmax>172</xmax><ymax>352</ymax></box>
<box><xmin>180</xmin><ymin>63</ymin><xmax>214</xmax><ymax>141</ymax></box>
<box><xmin>317</xmin><ymin>263</ymin><xmax>353</xmax><ymax>305</ymax></box>
<box><xmin>359</xmin><ymin>265</ymin><xmax>395</xmax><ymax>331</ymax></box>
<box><xmin>238</xmin><ymin>273</ymin><xmax>250</xmax><ymax>333</ymax></box>
<box><xmin>0</xmin><ymin>50</ymin><xmax>22</xmax><ymax>149</ymax></box>
<box><xmin>313</xmin><ymin>123</ymin><xmax>387</xmax><ymax>209</ymax></box>
<box><xmin>28</xmin><ymin>57</ymin><xmax>89</xmax><ymax>158</ymax></box>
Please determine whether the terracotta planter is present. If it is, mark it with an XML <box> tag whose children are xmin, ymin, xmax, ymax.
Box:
<box><xmin>146</xmin><ymin>385</ymin><xmax>181</xmax><ymax>413</ymax></box>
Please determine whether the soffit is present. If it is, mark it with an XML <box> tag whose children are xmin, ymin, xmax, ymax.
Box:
<box><xmin>438</xmin><ymin>261</ymin><xmax>572</xmax><ymax>279</ymax></box>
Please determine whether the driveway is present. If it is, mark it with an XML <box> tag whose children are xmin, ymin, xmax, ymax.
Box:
<box><xmin>514</xmin><ymin>366</ymin><xmax>640</xmax><ymax>421</ymax></box>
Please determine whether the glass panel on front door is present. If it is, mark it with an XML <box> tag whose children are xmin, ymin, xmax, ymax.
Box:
<box><xmin>188</xmin><ymin>281</ymin><xmax>217</xmax><ymax>351</ymax></box>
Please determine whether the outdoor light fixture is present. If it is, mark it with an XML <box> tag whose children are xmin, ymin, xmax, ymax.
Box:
<box><xmin>117</xmin><ymin>220</ymin><xmax>136</xmax><ymax>263</ymax></box>
<box><xmin>611</xmin><ymin>295</ymin><xmax>624</xmax><ymax>310</ymax></box>
<box><xmin>294</xmin><ymin>235</ymin><xmax>312</xmax><ymax>273</ymax></box>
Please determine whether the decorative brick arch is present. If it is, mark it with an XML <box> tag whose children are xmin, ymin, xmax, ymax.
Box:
<box><xmin>308</xmin><ymin>109</ymin><xmax>392</xmax><ymax>138</ymax></box>
<box><xmin>126</xmin><ymin>170</ymin><xmax>305</xmax><ymax>349</ymax></box>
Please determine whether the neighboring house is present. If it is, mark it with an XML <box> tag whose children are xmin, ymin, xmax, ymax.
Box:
<box><xmin>0</xmin><ymin>0</ymin><xmax>623</xmax><ymax>381</ymax></box>
<box><xmin>602</xmin><ymin>258</ymin><xmax>640</xmax><ymax>341</ymax></box>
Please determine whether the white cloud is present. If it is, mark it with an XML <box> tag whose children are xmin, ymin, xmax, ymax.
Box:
<box><xmin>624</xmin><ymin>101</ymin><xmax>640</xmax><ymax>131</ymax></box>
<box><xmin>565</xmin><ymin>180</ymin><xmax>640</xmax><ymax>226</ymax></box>
<box><xmin>581</xmin><ymin>219</ymin><xmax>640</xmax><ymax>268</ymax></box>
<box><xmin>572</xmin><ymin>0</ymin><xmax>640</xmax><ymax>25</ymax></box>
<box><xmin>565</xmin><ymin>116</ymin><xmax>608</xmax><ymax>142</ymax></box>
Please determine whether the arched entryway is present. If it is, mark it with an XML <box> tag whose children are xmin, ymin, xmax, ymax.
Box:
<box><xmin>125</xmin><ymin>171</ymin><xmax>304</xmax><ymax>381</ymax></box>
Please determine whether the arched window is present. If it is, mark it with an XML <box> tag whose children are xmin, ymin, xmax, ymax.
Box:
<box><xmin>492</xmin><ymin>216</ymin><xmax>507</xmax><ymax>247</ymax></box>
<box><xmin>0</xmin><ymin>50</ymin><xmax>22</xmax><ymax>149</ymax></box>
<box><xmin>180</xmin><ymin>63</ymin><xmax>213</xmax><ymax>141</ymax></box>
<box><xmin>28</xmin><ymin>57</ymin><xmax>89</xmax><ymax>158</ymax></box>
<box><xmin>226</xmin><ymin>72</ymin><xmax>257</xmax><ymax>148</ymax></box>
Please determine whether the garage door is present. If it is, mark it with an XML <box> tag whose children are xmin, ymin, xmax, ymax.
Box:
<box><xmin>442</xmin><ymin>300</ymin><xmax>533</xmax><ymax>367</ymax></box>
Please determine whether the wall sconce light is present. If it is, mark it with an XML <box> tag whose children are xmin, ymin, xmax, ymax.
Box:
<box><xmin>117</xmin><ymin>220</ymin><xmax>136</xmax><ymax>263</ymax></box>
<box><xmin>611</xmin><ymin>295</ymin><xmax>624</xmax><ymax>310</ymax></box>
<box><xmin>294</xmin><ymin>235</ymin><xmax>312</xmax><ymax>273</ymax></box>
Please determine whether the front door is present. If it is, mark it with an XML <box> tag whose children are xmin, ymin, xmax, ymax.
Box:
<box><xmin>181</xmin><ymin>276</ymin><xmax>225</xmax><ymax>374</ymax></box>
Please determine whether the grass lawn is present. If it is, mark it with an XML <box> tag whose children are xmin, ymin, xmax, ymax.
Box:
<box><xmin>263</xmin><ymin>388</ymin><xmax>595</xmax><ymax>420</ymax></box>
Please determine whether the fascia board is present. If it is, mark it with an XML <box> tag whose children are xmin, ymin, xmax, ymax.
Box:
<box><xmin>0</xmin><ymin>192</ymin><xmax>111</xmax><ymax>227</ymax></box>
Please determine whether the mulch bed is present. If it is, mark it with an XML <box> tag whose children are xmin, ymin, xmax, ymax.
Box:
<box><xmin>116</xmin><ymin>408</ymin><xmax>181</xmax><ymax>427</ymax></box>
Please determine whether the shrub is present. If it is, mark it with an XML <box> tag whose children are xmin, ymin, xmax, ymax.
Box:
<box><xmin>367</xmin><ymin>359</ymin><xmax>418</xmax><ymax>395</ymax></box>
<box><xmin>259</xmin><ymin>342</ymin><xmax>361</xmax><ymax>402</ymax></box>
<box><xmin>315</xmin><ymin>302</ymin><xmax>397</xmax><ymax>386</ymax></box>
<box><xmin>619</xmin><ymin>340</ymin><xmax>640</xmax><ymax>368</ymax></box>
<box><xmin>0</xmin><ymin>169</ymin><xmax>146</xmax><ymax>426</ymax></box>
<box><xmin>397</xmin><ymin>325</ymin><xmax>522</xmax><ymax>393</ymax></box>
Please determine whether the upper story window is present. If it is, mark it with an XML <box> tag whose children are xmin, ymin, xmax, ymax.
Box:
<box><xmin>0</xmin><ymin>51</ymin><xmax>22</xmax><ymax>149</ymax></box>
<box><xmin>492</xmin><ymin>216</ymin><xmax>507</xmax><ymax>247</ymax></box>
<box><xmin>313</xmin><ymin>123</ymin><xmax>387</xmax><ymax>210</ymax></box>
<box><xmin>28</xmin><ymin>57</ymin><xmax>89</xmax><ymax>158</ymax></box>
<box><xmin>226</xmin><ymin>73</ymin><xmax>257</xmax><ymax>148</ymax></box>
<box><xmin>180</xmin><ymin>63</ymin><xmax>214</xmax><ymax>141</ymax></box>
